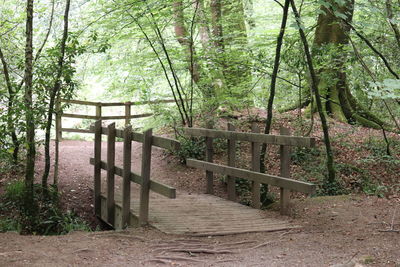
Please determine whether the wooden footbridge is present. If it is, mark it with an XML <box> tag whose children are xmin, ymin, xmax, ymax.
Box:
<box><xmin>58</xmin><ymin>99</ymin><xmax>316</xmax><ymax>236</ymax></box>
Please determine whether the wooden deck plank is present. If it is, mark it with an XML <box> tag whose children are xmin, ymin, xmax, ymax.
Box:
<box><xmin>100</xmin><ymin>190</ymin><xmax>298</xmax><ymax>236</ymax></box>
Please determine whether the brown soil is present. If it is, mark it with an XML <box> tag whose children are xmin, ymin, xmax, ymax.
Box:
<box><xmin>1</xmin><ymin>113</ymin><xmax>400</xmax><ymax>266</ymax></box>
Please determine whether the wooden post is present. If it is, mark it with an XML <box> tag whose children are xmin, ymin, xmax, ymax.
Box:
<box><xmin>205</xmin><ymin>123</ymin><xmax>214</xmax><ymax>194</ymax></box>
<box><xmin>139</xmin><ymin>128</ymin><xmax>152</xmax><ymax>226</ymax></box>
<box><xmin>107</xmin><ymin>123</ymin><xmax>116</xmax><ymax>226</ymax></box>
<box><xmin>93</xmin><ymin>120</ymin><xmax>102</xmax><ymax>217</ymax></box>
<box><xmin>55</xmin><ymin>98</ymin><xmax>62</xmax><ymax>140</ymax></box>
<box><xmin>227</xmin><ymin>123</ymin><xmax>236</xmax><ymax>201</ymax></box>
<box><xmin>96</xmin><ymin>103</ymin><xmax>102</xmax><ymax>125</ymax></box>
<box><xmin>125</xmin><ymin>102</ymin><xmax>131</xmax><ymax>126</ymax></box>
<box><xmin>54</xmin><ymin>97</ymin><xmax>61</xmax><ymax>185</ymax></box>
<box><xmin>280</xmin><ymin>127</ymin><xmax>291</xmax><ymax>215</ymax></box>
<box><xmin>122</xmin><ymin>125</ymin><xmax>132</xmax><ymax>228</ymax></box>
<box><xmin>251</xmin><ymin>122</ymin><xmax>261</xmax><ymax>209</ymax></box>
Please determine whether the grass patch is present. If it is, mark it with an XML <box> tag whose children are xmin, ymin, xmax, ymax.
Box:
<box><xmin>0</xmin><ymin>180</ymin><xmax>91</xmax><ymax>235</ymax></box>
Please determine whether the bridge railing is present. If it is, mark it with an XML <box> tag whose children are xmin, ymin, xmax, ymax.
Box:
<box><xmin>89</xmin><ymin>121</ymin><xmax>179</xmax><ymax>229</ymax></box>
<box><xmin>56</xmin><ymin>98</ymin><xmax>175</xmax><ymax>139</ymax></box>
<box><xmin>182</xmin><ymin>123</ymin><xmax>316</xmax><ymax>215</ymax></box>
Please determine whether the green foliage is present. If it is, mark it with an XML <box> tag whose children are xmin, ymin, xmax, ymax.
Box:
<box><xmin>175</xmin><ymin>136</ymin><xmax>205</xmax><ymax>164</ymax></box>
<box><xmin>0</xmin><ymin>180</ymin><xmax>90</xmax><ymax>235</ymax></box>
<box><xmin>317</xmin><ymin>178</ymin><xmax>347</xmax><ymax>196</ymax></box>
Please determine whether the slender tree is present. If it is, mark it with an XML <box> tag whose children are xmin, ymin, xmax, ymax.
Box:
<box><xmin>0</xmin><ymin>47</ymin><xmax>19</xmax><ymax>164</ymax></box>
<box><xmin>24</xmin><ymin>0</ymin><xmax>35</xmax><ymax>200</ymax></box>
<box><xmin>290</xmin><ymin>0</ymin><xmax>336</xmax><ymax>185</ymax></box>
<box><xmin>260</xmin><ymin>0</ymin><xmax>290</xmax><ymax>174</ymax></box>
<box><xmin>42</xmin><ymin>0</ymin><xmax>71</xmax><ymax>188</ymax></box>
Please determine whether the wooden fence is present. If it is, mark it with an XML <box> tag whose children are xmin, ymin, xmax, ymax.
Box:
<box><xmin>183</xmin><ymin>123</ymin><xmax>316</xmax><ymax>215</ymax></box>
<box><xmin>89</xmin><ymin>121</ymin><xmax>179</xmax><ymax>229</ymax></box>
<box><xmin>56</xmin><ymin>98</ymin><xmax>175</xmax><ymax>139</ymax></box>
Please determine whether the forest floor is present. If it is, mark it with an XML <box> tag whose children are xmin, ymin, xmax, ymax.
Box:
<box><xmin>1</xmin><ymin>111</ymin><xmax>399</xmax><ymax>266</ymax></box>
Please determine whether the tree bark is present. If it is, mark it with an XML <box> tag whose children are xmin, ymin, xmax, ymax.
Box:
<box><xmin>290</xmin><ymin>0</ymin><xmax>336</xmax><ymax>185</ymax></box>
<box><xmin>312</xmin><ymin>0</ymin><xmax>384</xmax><ymax>128</ymax></box>
<box><xmin>260</xmin><ymin>0</ymin><xmax>290</xmax><ymax>174</ymax></box>
<box><xmin>312</xmin><ymin>0</ymin><xmax>355</xmax><ymax>122</ymax></box>
<box><xmin>221</xmin><ymin>0</ymin><xmax>251</xmax><ymax>99</ymax></box>
<box><xmin>24</xmin><ymin>0</ymin><xmax>35</xmax><ymax>200</ymax></box>
<box><xmin>173</xmin><ymin>0</ymin><xmax>202</xmax><ymax>90</ymax></box>
<box><xmin>0</xmin><ymin>47</ymin><xmax>19</xmax><ymax>164</ymax></box>
<box><xmin>386</xmin><ymin>0</ymin><xmax>400</xmax><ymax>49</ymax></box>
<box><xmin>42</xmin><ymin>0</ymin><xmax>71</xmax><ymax>188</ymax></box>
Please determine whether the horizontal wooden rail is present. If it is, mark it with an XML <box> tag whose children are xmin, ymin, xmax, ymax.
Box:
<box><xmin>182</xmin><ymin>127</ymin><xmax>315</xmax><ymax>147</ymax></box>
<box><xmin>101</xmin><ymin>113</ymin><xmax>153</xmax><ymax>120</ymax></box>
<box><xmin>61</xmin><ymin>98</ymin><xmax>176</xmax><ymax>107</ymax></box>
<box><xmin>89</xmin><ymin>125</ymin><xmax>181</xmax><ymax>151</ymax></box>
<box><xmin>89</xmin><ymin>158</ymin><xmax>176</xmax><ymax>198</ymax></box>
<box><xmin>62</xmin><ymin>113</ymin><xmax>153</xmax><ymax>120</ymax></box>
<box><xmin>186</xmin><ymin>159</ymin><xmax>316</xmax><ymax>194</ymax></box>
<box><xmin>61</xmin><ymin>128</ymin><xmax>93</xmax><ymax>134</ymax></box>
<box><xmin>62</xmin><ymin>113</ymin><xmax>98</xmax><ymax>120</ymax></box>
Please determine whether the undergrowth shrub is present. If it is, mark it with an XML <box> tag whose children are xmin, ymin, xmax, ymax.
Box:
<box><xmin>175</xmin><ymin>136</ymin><xmax>205</xmax><ymax>163</ymax></box>
<box><xmin>0</xmin><ymin>180</ymin><xmax>90</xmax><ymax>235</ymax></box>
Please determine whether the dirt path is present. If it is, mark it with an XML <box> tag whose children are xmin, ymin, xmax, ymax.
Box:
<box><xmin>1</xmin><ymin>140</ymin><xmax>400</xmax><ymax>266</ymax></box>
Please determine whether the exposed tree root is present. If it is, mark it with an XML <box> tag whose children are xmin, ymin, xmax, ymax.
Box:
<box><xmin>155</xmin><ymin>256</ymin><xmax>205</xmax><ymax>263</ymax></box>
<box><xmin>164</xmin><ymin>248</ymin><xmax>234</xmax><ymax>254</ymax></box>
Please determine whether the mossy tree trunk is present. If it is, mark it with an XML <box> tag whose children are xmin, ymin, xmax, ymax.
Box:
<box><xmin>221</xmin><ymin>0</ymin><xmax>251</xmax><ymax>101</ymax></box>
<box><xmin>312</xmin><ymin>0</ymin><xmax>383</xmax><ymax>128</ymax></box>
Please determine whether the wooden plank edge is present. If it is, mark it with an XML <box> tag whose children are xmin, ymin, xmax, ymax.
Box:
<box><xmin>89</xmin><ymin>126</ymin><xmax>180</xmax><ymax>151</ymax></box>
<box><xmin>89</xmin><ymin>158</ymin><xmax>176</xmax><ymax>199</ymax></box>
<box><xmin>61</xmin><ymin>127</ymin><xmax>93</xmax><ymax>134</ymax></box>
<box><xmin>181</xmin><ymin>127</ymin><xmax>315</xmax><ymax>147</ymax></box>
<box><xmin>186</xmin><ymin>159</ymin><xmax>316</xmax><ymax>194</ymax></box>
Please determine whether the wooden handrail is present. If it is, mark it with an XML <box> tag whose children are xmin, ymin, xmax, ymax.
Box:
<box><xmin>186</xmin><ymin>159</ymin><xmax>316</xmax><ymax>194</ymax></box>
<box><xmin>61</xmin><ymin>98</ymin><xmax>176</xmax><ymax>106</ymax></box>
<box><xmin>92</xmin><ymin>122</ymin><xmax>177</xmax><ymax>229</ymax></box>
<box><xmin>89</xmin><ymin>125</ymin><xmax>181</xmax><ymax>151</ymax></box>
<box><xmin>183</xmin><ymin>124</ymin><xmax>316</xmax><ymax>215</ymax></box>
<box><xmin>89</xmin><ymin>158</ymin><xmax>176</xmax><ymax>198</ymax></box>
<box><xmin>182</xmin><ymin>127</ymin><xmax>315</xmax><ymax>147</ymax></box>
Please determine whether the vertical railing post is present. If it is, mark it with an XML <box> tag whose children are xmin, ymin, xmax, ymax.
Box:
<box><xmin>54</xmin><ymin>96</ymin><xmax>61</xmax><ymax>185</ymax></box>
<box><xmin>55</xmin><ymin>98</ymin><xmax>62</xmax><ymax>140</ymax></box>
<box><xmin>139</xmin><ymin>128</ymin><xmax>152</xmax><ymax>226</ymax></box>
<box><xmin>107</xmin><ymin>123</ymin><xmax>116</xmax><ymax>226</ymax></box>
<box><xmin>251</xmin><ymin>122</ymin><xmax>261</xmax><ymax>209</ymax></box>
<box><xmin>280</xmin><ymin>127</ymin><xmax>291</xmax><ymax>215</ymax></box>
<box><xmin>94</xmin><ymin>120</ymin><xmax>102</xmax><ymax>217</ymax></box>
<box><xmin>125</xmin><ymin>102</ymin><xmax>131</xmax><ymax>126</ymax></box>
<box><xmin>96</xmin><ymin>103</ymin><xmax>102</xmax><ymax>125</ymax></box>
<box><xmin>122</xmin><ymin>125</ymin><xmax>132</xmax><ymax>228</ymax></box>
<box><xmin>205</xmin><ymin>123</ymin><xmax>214</xmax><ymax>194</ymax></box>
<box><xmin>227</xmin><ymin>123</ymin><xmax>236</xmax><ymax>201</ymax></box>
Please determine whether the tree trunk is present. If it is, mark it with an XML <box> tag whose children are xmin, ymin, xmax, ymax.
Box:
<box><xmin>221</xmin><ymin>0</ymin><xmax>251</xmax><ymax>101</ymax></box>
<box><xmin>24</xmin><ymin>0</ymin><xmax>35</xmax><ymax>201</ymax></box>
<box><xmin>312</xmin><ymin>0</ymin><xmax>383</xmax><ymax>128</ymax></box>
<box><xmin>260</xmin><ymin>0</ymin><xmax>290</xmax><ymax>175</ymax></box>
<box><xmin>386</xmin><ymin>0</ymin><xmax>400</xmax><ymax>49</ymax></box>
<box><xmin>0</xmin><ymin>47</ymin><xmax>19</xmax><ymax>164</ymax></box>
<box><xmin>173</xmin><ymin>0</ymin><xmax>201</xmax><ymax>84</ymax></box>
<box><xmin>42</xmin><ymin>0</ymin><xmax>71</xmax><ymax>188</ymax></box>
<box><xmin>290</xmin><ymin>0</ymin><xmax>336</xmax><ymax>186</ymax></box>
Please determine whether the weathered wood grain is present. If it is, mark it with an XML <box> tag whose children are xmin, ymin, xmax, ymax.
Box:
<box><xmin>280</xmin><ymin>127</ymin><xmax>291</xmax><ymax>215</ymax></box>
<box><xmin>107</xmin><ymin>123</ymin><xmax>116</xmax><ymax>226</ymax></box>
<box><xmin>251</xmin><ymin>123</ymin><xmax>261</xmax><ymax>209</ymax></box>
<box><xmin>122</xmin><ymin>126</ymin><xmax>132</xmax><ymax>228</ymax></box>
<box><xmin>93</xmin><ymin>120</ymin><xmax>102</xmax><ymax>216</ymax></box>
<box><xmin>227</xmin><ymin>123</ymin><xmax>236</xmax><ymax>201</ymax></box>
<box><xmin>183</xmin><ymin>127</ymin><xmax>315</xmax><ymax>147</ymax></box>
<box><xmin>186</xmin><ymin>159</ymin><xmax>316</xmax><ymax>194</ymax></box>
<box><xmin>139</xmin><ymin>128</ymin><xmax>152</xmax><ymax>226</ymax></box>
<box><xmin>89</xmin><ymin>158</ymin><xmax>176</xmax><ymax>199</ymax></box>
